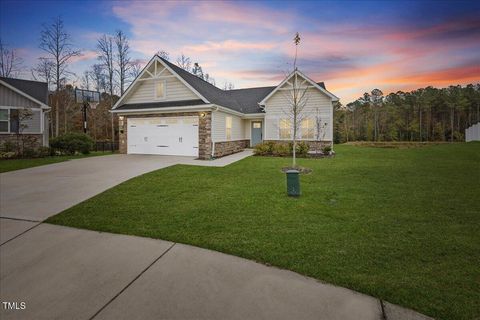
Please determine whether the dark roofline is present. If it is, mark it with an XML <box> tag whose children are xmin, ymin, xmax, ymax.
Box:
<box><xmin>0</xmin><ymin>76</ymin><xmax>49</xmax><ymax>104</ymax></box>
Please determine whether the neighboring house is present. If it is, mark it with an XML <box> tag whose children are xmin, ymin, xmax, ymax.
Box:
<box><xmin>0</xmin><ymin>77</ymin><xmax>50</xmax><ymax>147</ymax></box>
<box><xmin>112</xmin><ymin>55</ymin><xmax>339</xmax><ymax>159</ymax></box>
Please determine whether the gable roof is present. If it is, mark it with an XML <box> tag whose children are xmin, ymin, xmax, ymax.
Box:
<box><xmin>0</xmin><ymin>77</ymin><xmax>49</xmax><ymax>104</ymax></box>
<box><xmin>116</xmin><ymin>54</ymin><xmax>335</xmax><ymax>114</ymax></box>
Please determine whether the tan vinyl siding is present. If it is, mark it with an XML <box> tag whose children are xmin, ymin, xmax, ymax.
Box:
<box><xmin>212</xmin><ymin>110</ymin><xmax>245</xmax><ymax>142</ymax></box>
<box><xmin>264</xmin><ymin>79</ymin><xmax>333</xmax><ymax>141</ymax></box>
<box><xmin>0</xmin><ymin>84</ymin><xmax>40</xmax><ymax>108</ymax></box>
<box><xmin>124</xmin><ymin>70</ymin><xmax>198</xmax><ymax>104</ymax></box>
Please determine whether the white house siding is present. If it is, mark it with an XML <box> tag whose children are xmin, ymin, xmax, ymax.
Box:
<box><xmin>212</xmin><ymin>110</ymin><xmax>245</xmax><ymax>142</ymax></box>
<box><xmin>0</xmin><ymin>84</ymin><xmax>40</xmax><ymax>108</ymax></box>
<box><xmin>264</xmin><ymin>82</ymin><xmax>333</xmax><ymax>141</ymax></box>
<box><xmin>124</xmin><ymin>69</ymin><xmax>198</xmax><ymax>104</ymax></box>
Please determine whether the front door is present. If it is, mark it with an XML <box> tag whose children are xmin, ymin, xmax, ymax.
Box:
<box><xmin>251</xmin><ymin>121</ymin><xmax>263</xmax><ymax>147</ymax></box>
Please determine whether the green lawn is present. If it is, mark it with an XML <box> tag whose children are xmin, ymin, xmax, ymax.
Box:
<box><xmin>47</xmin><ymin>143</ymin><xmax>480</xmax><ymax>320</ymax></box>
<box><xmin>0</xmin><ymin>152</ymin><xmax>114</xmax><ymax>173</ymax></box>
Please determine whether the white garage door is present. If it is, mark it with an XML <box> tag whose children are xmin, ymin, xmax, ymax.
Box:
<box><xmin>127</xmin><ymin>116</ymin><xmax>199</xmax><ymax>156</ymax></box>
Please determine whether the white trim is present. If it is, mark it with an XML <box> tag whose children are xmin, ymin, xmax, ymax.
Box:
<box><xmin>242</xmin><ymin>113</ymin><xmax>265</xmax><ymax>119</ymax></box>
<box><xmin>0</xmin><ymin>80</ymin><xmax>51</xmax><ymax>109</ymax></box>
<box><xmin>113</xmin><ymin>55</ymin><xmax>209</xmax><ymax>109</ymax></box>
<box><xmin>111</xmin><ymin>104</ymin><xmax>215</xmax><ymax>115</ymax></box>
<box><xmin>259</xmin><ymin>70</ymin><xmax>339</xmax><ymax>105</ymax></box>
<box><xmin>138</xmin><ymin>75</ymin><xmax>176</xmax><ymax>81</ymax></box>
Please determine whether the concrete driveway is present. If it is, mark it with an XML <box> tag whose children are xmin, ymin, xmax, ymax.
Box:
<box><xmin>0</xmin><ymin>151</ymin><xmax>252</xmax><ymax>243</ymax></box>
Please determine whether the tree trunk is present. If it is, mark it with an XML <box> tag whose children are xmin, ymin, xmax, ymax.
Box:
<box><xmin>419</xmin><ymin>106</ymin><xmax>422</xmax><ymax>141</ymax></box>
<box><xmin>55</xmin><ymin>97</ymin><xmax>59</xmax><ymax>137</ymax></box>
<box><xmin>450</xmin><ymin>106</ymin><xmax>454</xmax><ymax>142</ymax></box>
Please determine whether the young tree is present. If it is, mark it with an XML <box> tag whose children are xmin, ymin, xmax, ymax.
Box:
<box><xmin>91</xmin><ymin>64</ymin><xmax>106</xmax><ymax>92</ymax></box>
<box><xmin>0</xmin><ymin>38</ymin><xmax>23</xmax><ymax>77</ymax></box>
<box><xmin>315</xmin><ymin>107</ymin><xmax>328</xmax><ymax>154</ymax></box>
<box><xmin>97</xmin><ymin>34</ymin><xmax>115</xmax><ymax>142</ymax></box>
<box><xmin>176</xmin><ymin>53</ymin><xmax>191</xmax><ymax>71</ymax></box>
<box><xmin>280</xmin><ymin>32</ymin><xmax>311</xmax><ymax>167</ymax></box>
<box><xmin>39</xmin><ymin>16</ymin><xmax>81</xmax><ymax>136</ymax></box>
<box><xmin>114</xmin><ymin>30</ymin><xmax>130</xmax><ymax>95</ymax></box>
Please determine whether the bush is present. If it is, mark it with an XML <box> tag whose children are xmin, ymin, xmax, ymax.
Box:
<box><xmin>0</xmin><ymin>151</ymin><xmax>16</xmax><ymax>159</ymax></box>
<box><xmin>37</xmin><ymin>146</ymin><xmax>52</xmax><ymax>157</ymax></box>
<box><xmin>253</xmin><ymin>142</ymin><xmax>271</xmax><ymax>156</ymax></box>
<box><xmin>296</xmin><ymin>141</ymin><xmax>310</xmax><ymax>157</ymax></box>
<box><xmin>322</xmin><ymin>145</ymin><xmax>332</xmax><ymax>154</ymax></box>
<box><xmin>1</xmin><ymin>141</ymin><xmax>16</xmax><ymax>152</ymax></box>
<box><xmin>50</xmin><ymin>133</ymin><xmax>94</xmax><ymax>155</ymax></box>
<box><xmin>272</xmin><ymin>143</ymin><xmax>291</xmax><ymax>157</ymax></box>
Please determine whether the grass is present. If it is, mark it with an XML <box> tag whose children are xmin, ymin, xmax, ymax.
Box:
<box><xmin>47</xmin><ymin>143</ymin><xmax>480</xmax><ymax>320</ymax></box>
<box><xmin>0</xmin><ymin>151</ymin><xmax>114</xmax><ymax>173</ymax></box>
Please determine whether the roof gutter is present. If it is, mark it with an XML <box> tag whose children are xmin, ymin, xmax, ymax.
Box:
<box><xmin>110</xmin><ymin>104</ymin><xmax>215</xmax><ymax>115</ymax></box>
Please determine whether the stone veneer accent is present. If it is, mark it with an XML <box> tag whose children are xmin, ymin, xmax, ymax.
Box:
<box><xmin>264</xmin><ymin>140</ymin><xmax>332</xmax><ymax>150</ymax></box>
<box><xmin>213</xmin><ymin>140</ymin><xmax>249</xmax><ymax>158</ymax></box>
<box><xmin>118</xmin><ymin>111</ymin><xmax>212</xmax><ymax>160</ymax></box>
<box><xmin>0</xmin><ymin>134</ymin><xmax>43</xmax><ymax>149</ymax></box>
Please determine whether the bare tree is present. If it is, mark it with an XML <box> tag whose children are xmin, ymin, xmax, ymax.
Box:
<box><xmin>192</xmin><ymin>62</ymin><xmax>204</xmax><ymax>79</ymax></box>
<box><xmin>39</xmin><ymin>16</ymin><xmax>81</xmax><ymax>136</ymax></box>
<box><xmin>204</xmin><ymin>73</ymin><xmax>215</xmax><ymax>85</ymax></box>
<box><xmin>176</xmin><ymin>53</ymin><xmax>191</xmax><ymax>71</ymax></box>
<box><xmin>315</xmin><ymin>107</ymin><xmax>328</xmax><ymax>155</ymax></box>
<box><xmin>223</xmin><ymin>81</ymin><xmax>235</xmax><ymax>90</ymax></box>
<box><xmin>156</xmin><ymin>50</ymin><xmax>169</xmax><ymax>60</ymax></box>
<box><xmin>81</xmin><ymin>70</ymin><xmax>91</xmax><ymax>90</ymax></box>
<box><xmin>91</xmin><ymin>64</ymin><xmax>106</xmax><ymax>92</ymax></box>
<box><xmin>114</xmin><ymin>30</ymin><xmax>131</xmax><ymax>95</ymax></box>
<box><xmin>31</xmin><ymin>57</ymin><xmax>54</xmax><ymax>89</ymax></box>
<box><xmin>97</xmin><ymin>34</ymin><xmax>115</xmax><ymax>142</ymax></box>
<box><xmin>0</xmin><ymin>38</ymin><xmax>23</xmax><ymax>77</ymax></box>
<box><xmin>129</xmin><ymin>60</ymin><xmax>142</xmax><ymax>79</ymax></box>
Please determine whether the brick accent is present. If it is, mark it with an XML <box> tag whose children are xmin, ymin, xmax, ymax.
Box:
<box><xmin>118</xmin><ymin>111</ymin><xmax>212</xmax><ymax>160</ymax></box>
<box><xmin>213</xmin><ymin>140</ymin><xmax>249</xmax><ymax>158</ymax></box>
<box><xmin>0</xmin><ymin>134</ymin><xmax>43</xmax><ymax>150</ymax></box>
<box><xmin>264</xmin><ymin>140</ymin><xmax>332</xmax><ymax>150</ymax></box>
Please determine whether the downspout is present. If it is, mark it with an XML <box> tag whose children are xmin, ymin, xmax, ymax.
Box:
<box><xmin>211</xmin><ymin>106</ymin><xmax>219</xmax><ymax>158</ymax></box>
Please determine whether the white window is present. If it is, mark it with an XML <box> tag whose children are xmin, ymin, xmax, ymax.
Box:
<box><xmin>279</xmin><ymin>118</ymin><xmax>291</xmax><ymax>139</ymax></box>
<box><xmin>226</xmin><ymin>116</ymin><xmax>232</xmax><ymax>140</ymax></box>
<box><xmin>155</xmin><ymin>80</ymin><xmax>166</xmax><ymax>99</ymax></box>
<box><xmin>0</xmin><ymin>109</ymin><xmax>8</xmax><ymax>132</ymax></box>
<box><xmin>301</xmin><ymin>118</ymin><xmax>314</xmax><ymax>139</ymax></box>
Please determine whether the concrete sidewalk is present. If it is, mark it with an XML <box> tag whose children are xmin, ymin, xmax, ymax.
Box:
<box><xmin>0</xmin><ymin>224</ymin><xmax>432</xmax><ymax>320</ymax></box>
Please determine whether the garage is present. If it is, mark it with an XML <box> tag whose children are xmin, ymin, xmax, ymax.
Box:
<box><xmin>127</xmin><ymin>116</ymin><xmax>199</xmax><ymax>156</ymax></box>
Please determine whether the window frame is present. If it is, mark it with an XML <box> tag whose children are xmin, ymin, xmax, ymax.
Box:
<box><xmin>154</xmin><ymin>80</ymin><xmax>167</xmax><ymax>100</ymax></box>
<box><xmin>301</xmin><ymin>118</ymin><xmax>315</xmax><ymax>140</ymax></box>
<box><xmin>278</xmin><ymin>118</ymin><xmax>292</xmax><ymax>140</ymax></box>
<box><xmin>0</xmin><ymin>108</ymin><xmax>10</xmax><ymax>133</ymax></box>
<box><xmin>225</xmin><ymin>116</ymin><xmax>232</xmax><ymax>140</ymax></box>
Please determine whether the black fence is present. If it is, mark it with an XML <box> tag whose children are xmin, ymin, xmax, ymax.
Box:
<box><xmin>94</xmin><ymin>141</ymin><xmax>119</xmax><ymax>152</ymax></box>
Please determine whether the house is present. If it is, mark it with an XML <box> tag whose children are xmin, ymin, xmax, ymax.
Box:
<box><xmin>0</xmin><ymin>77</ymin><xmax>50</xmax><ymax>147</ymax></box>
<box><xmin>112</xmin><ymin>55</ymin><xmax>339</xmax><ymax>159</ymax></box>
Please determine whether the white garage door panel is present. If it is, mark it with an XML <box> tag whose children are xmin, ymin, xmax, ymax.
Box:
<box><xmin>127</xmin><ymin>117</ymin><xmax>199</xmax><ymax>156</ymax></box>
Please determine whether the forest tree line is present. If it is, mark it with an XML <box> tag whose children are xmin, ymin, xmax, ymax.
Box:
<box><xmin>334</xmin><ymin>84</ymin><xmax>480</xmax><ymax>143</ymax></box>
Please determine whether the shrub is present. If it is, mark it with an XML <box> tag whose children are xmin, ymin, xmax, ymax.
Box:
<box><xmin>1</xmin><ymin>141</ymin><xmax>16</xmax><ymax>152</ymax></box>
<box><xmin>296</xmin><ymin>141</ymin><xmax>310</xmax><ymax>157</ymax></box>
<box><xmin>272</xmin><ymin>143</ymin><xmax>291</xmax><ymax>157</ymax></box>
<box><xmin>37</xmin><ymin>146</ymin><xmax>52</xmax><ymax>157</ymax></box>
<box><xmin>322</xmin><ymin>145</ymin><xmax>332</xmax><ymax>154</ymax></box>
<box><xmin>50</xmin><ymin>133</ymin><xmax>94</xmax><ymax>155</ymax></box>
<box><xmin>0</xmin><ymin>151</ymin><xmax>16</xmax><ymax>159</ymax></box>
<box><xmin>253</xmin><ymin>142</ymin><xmax>272</xmax><ymax>156</ymax></box>
<box><xmin>22</xmin><ymin>148</ymin><xmax>37</xmax><ymax>158</ymax></box>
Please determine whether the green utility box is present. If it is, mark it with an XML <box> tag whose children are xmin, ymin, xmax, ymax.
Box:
<box><xmin>286</xmin><ymin>170</ymin><xmax>300</xmax><ymax>197</ymax></box>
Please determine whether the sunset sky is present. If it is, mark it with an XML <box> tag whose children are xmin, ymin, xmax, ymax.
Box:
<box><xmin>1</xmin><ymin>0</ymin><xmax>479</xmax><ymax>102</ymax></box>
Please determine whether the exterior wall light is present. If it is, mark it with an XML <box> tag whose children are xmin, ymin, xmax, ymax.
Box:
<box><xmin>199</xmin><ymin>112</ymin><xmax>206</xmax><ymax>118</ymax></box>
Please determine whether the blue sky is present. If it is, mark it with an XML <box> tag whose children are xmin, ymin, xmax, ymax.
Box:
<box><xmin>1</xmin><ymin>0</ymin><xmax>479</xmax><ymax>101</ymax></box>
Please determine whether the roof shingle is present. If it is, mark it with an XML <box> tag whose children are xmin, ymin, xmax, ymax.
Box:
<box><xmin>0</xmin><ymin>77</ymin><xmax>48</xmax><ymax>104</ymax></box>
